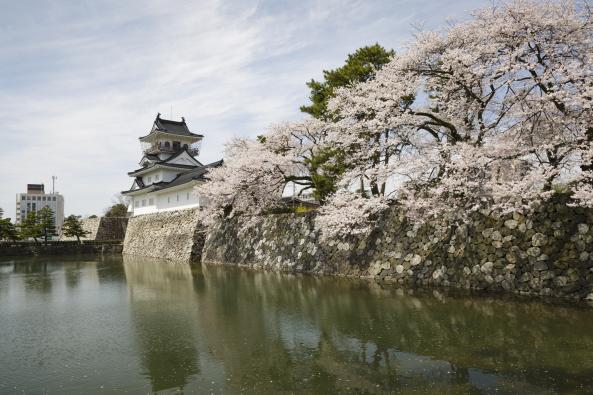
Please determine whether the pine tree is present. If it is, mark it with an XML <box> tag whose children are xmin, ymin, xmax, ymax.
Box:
<box><xmin>19</xmin><ymin>211</ymin><xmax>43</xmax><ymax>244</ymax></box>
<box><xmin>37</xmin><ymin>207</ymin><xmax>57</xmax><ymax>245</ymax></box>
<box><xmin>0</xmin><ymin>218</ymin><xmax>18</xmax><ymax>241</ymax></box>
<box><xmin>62</xmin><ymin>215</ymin><xmax>89</xmax><ymax>243</ymax></box>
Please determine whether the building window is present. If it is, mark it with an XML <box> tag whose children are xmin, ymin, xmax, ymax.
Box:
<box><xmin>21</xmin><ymin>196</ymin><xmax>25</xmax><ymax>200</ymax></box>
<box><xmin>149</xmin><ymin>198</ymin><xmax>154</xmax><ymax>205</ymax></box>
<box><xmin>164</xmin><ymin>141</ymin><xmax>171</xmax><ymax>149</ymax></box>
<box><xmin>167</xmin><ymin>197</ymin><xmax>170</xmax><ymax>203</ymax></box>
<box><xmin>53</xmin><ymin>197</ymin><xmax>56</xmax><ymax>201</ymax></box>
<box><xmin>147</xmin><ymin>176</ymin><xmax>152</xmax><ymax>183</ymax></box>
<box><xmin>186</xmin><ymin>193</ymin><xmax>190</xmax><ymax>200</ymax></box>
<box><xmin>176</xmin><ymin>194</ymin><xmax>179</xmax><ymax>202</ymax></box>
<box><xmin>42</xmin><ymin>197</ymin><xmax>46</xmax><ymax>201</ymax></box>
<box><xmin>142</xmin><ymin>199</ymin><xmax>146</xmax><ymax>207</ymax></box>
<box><xmin>155</xmin><ymin>175</ymin><xmax>160</xmax><ymax>181</ymax></box>
<box><xmin>134</xmin><ymin>201</ymin><xmax>139</xmax><ymax>208</ymax></box>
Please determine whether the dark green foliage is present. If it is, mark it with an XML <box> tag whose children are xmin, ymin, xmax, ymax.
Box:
<box><xmin>105</xmin><ymin>203</ymin><xmax>128</xmax><ymax>217</ymax></box>
<box><xmin>304</xmin><ymin>147</ymin><xmax>348</xmax><ymax>204</ymax></box>
<box><xmin>63</xmin><ymin>215</ymin><xmax>89</xmax><ymax>243</ymax></box>
<box><xmin>300</xmin><ymin>43</ymin><xmax>395</xmax><ymax>121</ymax></box>
<box><xmin>0</xmin><ymin>218</ymin><xmax>19</xmax><ymax>241</ymax></box>
<box><xmin>299</xmin><ymin>44</ymin><xmax>395</xmax><ymax>203</ymax></box>
<box><xmin>89</xmin><ymin>214</ymin><xmax>98</xmax><ymax>219</ymax></box>
<box><xmin>19</xmin><ymin>211</ymin><xmax>43</xmax><ymax>244</ymax></box>
<box><xmin>37</xmin><ymin>207</ymin><xmax>57</xmax><ymax>244</ymax></box>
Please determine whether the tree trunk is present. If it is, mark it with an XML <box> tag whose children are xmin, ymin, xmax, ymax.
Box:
<box><xmin>580</xmin><ymin>127</ymin><xmax>593</xmax><ymax>178</ymax></box>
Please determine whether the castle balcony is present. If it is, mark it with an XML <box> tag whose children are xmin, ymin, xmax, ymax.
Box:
<box><xmin>141</xmin><ymin>141</ymin><xmax>201</xmax><ymax>157</ymax></box>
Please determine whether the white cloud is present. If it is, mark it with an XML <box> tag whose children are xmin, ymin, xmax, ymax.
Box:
<box><xmin>0</xmin><ymin>0</ymin><xmax>489</xmax><ymax>217</ymax></box>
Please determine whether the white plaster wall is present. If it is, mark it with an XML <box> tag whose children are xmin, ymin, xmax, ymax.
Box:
<box><xmin>128</xmin><ymin>185</ymin><xmax>203</xmax><ymax>216</ymax></box>
<box><xmin>156</xmin><ymin>187</ymin><xmax>200</xmax><ymax>212</ymax></box>
<box><xmin>141</xmin><ymin>169</ymin><xmax>187</xmax><ymax>185</ymax></box>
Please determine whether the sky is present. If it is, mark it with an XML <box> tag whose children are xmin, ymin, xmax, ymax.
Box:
<box><xmin>0</xmin><ymin>0</ymin><xmax>491</xmax><ymax>217</ymax></box>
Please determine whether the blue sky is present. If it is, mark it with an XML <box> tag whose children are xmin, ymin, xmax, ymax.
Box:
<box><xmin>0</xmin><ymin>0</ymin><xmax>490</xmax><ymax>217</ymax></box>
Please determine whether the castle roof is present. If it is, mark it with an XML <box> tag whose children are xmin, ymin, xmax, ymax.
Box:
<box><xmin>139</xmin><ymin>113</ymin><xmax>203</xmax><ymax>140</ymax></box>
<box><xmin>122</xmin><ymin>159</ymin><xmax>223</xmax><ymax>195</ymax></box>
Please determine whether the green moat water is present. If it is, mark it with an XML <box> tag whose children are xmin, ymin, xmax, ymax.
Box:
<box><xmin>1</xmin><ymin>255</ymin><xmax>592</xmax><ymax>394</ymax></box>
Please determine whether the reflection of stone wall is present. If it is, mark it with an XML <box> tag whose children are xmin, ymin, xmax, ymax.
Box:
<box><xmin>202</xmin><ymin>196</ymin><xmax>593</xmax><ymax>302</ymax></box>
<box><xmin>123</xmin><ymin>209</ymin><xmax>204</xmax><ymax>262</ymax></box>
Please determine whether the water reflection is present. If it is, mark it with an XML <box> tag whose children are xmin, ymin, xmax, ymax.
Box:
<box><xmin>122</xmin><ymin>259</ymin><xmax>593</xmax><ymax>394</ymax></box>
<box><xmin>2</xmin><ymin>255</ymin><xmax>593</xmax><ymax>394</ymax></box>
<box><xmin>123</xmin><ymin>256</ymin><xmax>201</xmax><ymax>392</ymax></box>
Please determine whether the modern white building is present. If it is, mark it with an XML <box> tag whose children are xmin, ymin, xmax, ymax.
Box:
<box><xmin>122</xmin><ymin>114</ymin><xmax>222</xmax><ymax>216</ymax></box>
<box><xmin>15</xmin><ymin>184</ymin><xmax>65</xmax><ymax>234</ymax></box>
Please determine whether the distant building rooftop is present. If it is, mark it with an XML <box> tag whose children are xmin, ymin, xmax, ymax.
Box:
<box><xmin>27</xmin><ymin>184</ymin><xmax>44</xmax><ymax>194</ymax></box>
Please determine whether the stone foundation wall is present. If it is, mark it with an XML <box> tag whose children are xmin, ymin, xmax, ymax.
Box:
<box><xmin>60</xmin><ymin>217</ymin><xmax>128</xmax><ymax>241</ymax></box>
<box><xmin>122</xmin><ymin>208</ymin><xmax>204</xmax><ymax>262</ymax></box>
<box><xmin>94</xmin><ymin>217</ymin><xmax>128</xmax><ymax>241</ymax></box>
<box><xmin>202</xmin><ymin>197</ymin><xmax>593</xmax><ymax>302</ymax></box>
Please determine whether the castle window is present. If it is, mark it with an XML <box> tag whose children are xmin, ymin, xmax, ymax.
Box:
<box><xmin>164</xmin><ymin>141</ymin><xmax>171</xmax><ymax>149</ymax></box>
<box><xmin>142</xmin><ymin>199</ymin><xmax>146</xmax><ymax>207</ymax></box>
<box><xmin>173</xmin><ymin>141</ymin><xmax>181</xmax><ymax>151</ymax></box>
<box><xmin>186</xmin><ymin>193</ymin><xmax>189</xmax><ymax>200</ymax></box>
<box><xmin>149</xmin><ymin>198</ymin><xmax>154</xmax><ymax>205</ymax></box>
<box><xmin>176</xmin><ymin>194</ymin><xmax>179</xmax><ymax>202</ymax></box>
<box><xmin>134</xmin><ymin>201</ymin><xmax>139</xmax><ymax>208</ymax></box>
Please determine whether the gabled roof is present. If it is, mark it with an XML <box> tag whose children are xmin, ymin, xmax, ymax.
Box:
<box><xmin>205</xmin><ymin>159</ymin><xmax>223</xmax><ymax>168</ymax></box>
<box><xmin>128</xmin><ymin>147</ymin><xmax>203</xmax><ymax>176</ymax></box>
<box><xmin>122</xmin><ymin>158</ymin><xmax>223</xmax><ymax>195</ymax></box>
<box><xmin>161</xmin><ymin>147</ymin><xmax>203</xmax><ymax>166</ymax></box>
<box><xmin>139</xmin><ymin>113</ymin><xmax>203</xmax><ymax>140</ymax></box>
<box><xmin>128</xmin><ymin>162</ymin><xmax>197</xmax><ymax>176</ymax></box>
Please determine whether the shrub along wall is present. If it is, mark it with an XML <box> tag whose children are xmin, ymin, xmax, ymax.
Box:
<box><xmin>202</xmin><ymin>196</ymin><xmax>593</xmax><ymax>302</ymax></box>
<box><xmin>122</xmin><ymin>208</ymin><xmax>205</xmax><ymax>262</ymax></box>
<box><xmin>0</xmin><ymin>241</ymin><xmax>122</xmax><ymax>257</ymax></box>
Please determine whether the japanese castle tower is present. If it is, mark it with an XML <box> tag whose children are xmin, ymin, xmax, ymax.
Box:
<box><xmin>122</xmin><ymin>113</ymin><xmax>221</xmax><ymax>216</ymax></box>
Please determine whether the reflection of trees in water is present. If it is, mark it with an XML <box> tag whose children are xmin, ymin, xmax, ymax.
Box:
<box><xmin>12</xmin><ymin>261</ymin><xmax>53</xmax><ymax>294</ymax></box>
<box><xmin>120</xmin><ymin>258</ymin><xmax>593</xmax><ymax>394</ymax></box>
<box><xmin>123</xmin><ymin>255</ymin><xmax>200</xmax><ymax>393</ymax></box>
<box><xmin>197</xmin><ymin>266</ymin><xmax>593</xmax><ymax>394</ymax></box>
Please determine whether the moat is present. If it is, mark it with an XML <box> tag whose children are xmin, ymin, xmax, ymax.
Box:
<box><xmin>1</xmin><ymin>255</ymin><xmax>592</xmax><ymax>394</ymax></box>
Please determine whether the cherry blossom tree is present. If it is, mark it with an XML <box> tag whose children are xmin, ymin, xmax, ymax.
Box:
<box><xmin>323</xmin><ymin>0</ymin><xmax>593</xmax><ymax>222</ymax></box>
<box><xmin>199</xmin><ymin>0</ymin><xmax>593</xmax><ymax>237</ymax></box>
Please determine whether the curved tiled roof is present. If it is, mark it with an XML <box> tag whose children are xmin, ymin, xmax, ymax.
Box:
<box><xmin>139</xmin><ymin>113</ymin><xmax>203</xmax><ymax>140</ymax></box>
<box><xmin>122</xmin><ymin>158</ymin><xmax>223</xmax><ymax>195</ymax></box>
